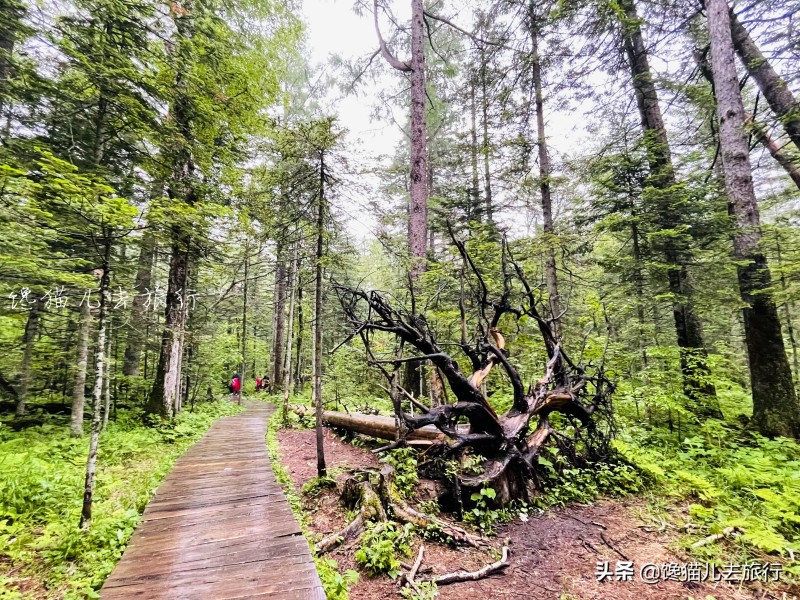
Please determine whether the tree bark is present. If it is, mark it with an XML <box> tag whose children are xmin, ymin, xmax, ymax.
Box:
<box><xmin>315</xmin><ymin>151</ymin><xmax>327</xmax><ymax>478</ymax></box>
<box><xmin>80</xmin><ymin>240</ymin><xmax>111</xmax><ymax>528</ymax></box>
<box><xmin>292</xmin><ymin>409</ymin><xmax>444</xmax><ymax>442</ymax></box>
<box><xmin>283</xmin><ymin>245</ymin><xmax>298</xmax><ymax>426</ymax></box>
<box><xmin>123</xmin><ymin>232</ymin><xmax>155</xmax><ymax>377</ymax></box>
<box><xmin>729</xmin><ymin>9</ymin><xmax>800</xmax><ymax>153</ymax></box>
<box><xmin>70</xmin><ymin>300</ymin><xmax>92</xmax><ymax>437</ymax></box>
<box><xmin>146</xmin><ymin>4</ymin><xmax>195</xmax><ymax>419</ymax></box>
<box><xmin>14</xmin><ymin>305</ymin><xmax>40</xmax><ymax>418</ymax></box>
<box><xmin>530</xmin><ymin>17</ymin><xmax>561</xmax><ymax>339</ymax></box>
<box><xmin>706</xmin><ymin>0</ymin><xmax>800</xmax><ymax>438</ymax></box>
<box><xmin>271</xmin><ymin>241</ymin><xmax>288</xmax><ymax>390</ymax></box>
<box><xmin>372</xmin><ymin>0</ymin><xmax>428</xmax><ymax>279</ymax></box>
<box><xmin>775</xmin><ymin>231</ymin><xmax>799</xmax><ymax>379</ymax></box>
<box><xmin>480</xmin><ymin>47</ymin><xmax>493</xmax><ymax>226</ymax></box>
<box><xmin>102</xmin><ymin>316</ymin><xmax>112</xmax><ymax>430</ymax></box>
<box><xmin>241</xmin><ymin>240</ymin><xmax>249</xmax><ymax>387</ymax></box>
<box><xmin>620</xmin><ymin>0</ymin><xmax>720</xmax><ymax>415</ymax></box>
<box><xmin>294</xmin><ymin>285</ymin><xmax>304</xmax><ymax>394</ymax></box>
<box><xmin>631</xmin><ymin>221</ymin><xmax>648</xmax><ymax>366</ymax></box>
<box><xmin>408</xmin><ymin>0</ymin><xmax>429</xmax><ymax>279</ymax></box>
<box><xmin>147</xmin><ymin>242</ymin><xmax>188</xmax><ymax>419</ymax></box>
<box><xmin>0</xmin><ymin>0</ymin><xmax>23</xmax><ymax>120</ymax></box>
<box><xmin>469</xmin><ymin>75</ymin><xmax>481</xmax><ymax>221</ymax></box>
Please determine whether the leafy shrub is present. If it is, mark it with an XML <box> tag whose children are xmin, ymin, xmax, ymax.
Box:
<box><xmin>315</xmin><ymin>557</ymin><xmax>358</xmax><ymax>600</ymax></box>
<box><xmin>380</xmin><ymin>447</ymin><xmax>419</xmax><ymax>498</ymax></box>
<box><xmin>400</xmin><ymin>580</ymin><xmax>438</xmax><ymax>599</ymax></box>
<box><xmin>354</xmin><ymin>522</ymin><xmax>413</xmax><ymax>577</ymax></box>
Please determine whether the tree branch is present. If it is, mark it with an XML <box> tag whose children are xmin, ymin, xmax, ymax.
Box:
<box><xmin>374</xmin><ymin>0</ymin><xmax>412</xmax><ymax>72</ymax></box>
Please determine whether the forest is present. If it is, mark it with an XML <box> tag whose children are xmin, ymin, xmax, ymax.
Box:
<box><xmin>1</xmin><ymin>0</ymin><xmax>800</xmax><ymax>597</ymax></box>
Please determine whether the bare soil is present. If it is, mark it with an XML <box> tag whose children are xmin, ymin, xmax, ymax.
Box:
<box><xmin>277</xmin><ymin>427</ymin><xmax>798</xmax><ymax>600</ymax></box>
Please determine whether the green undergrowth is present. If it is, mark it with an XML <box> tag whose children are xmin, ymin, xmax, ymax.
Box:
<box><xmin>265</xmin><ymin>401</ymin><xmax>359</xmax><ymax>600</ymax></box>
<box><xmin>0</xmin><ymin>400</ymin><xmax>243</xmax><ymax>599</ymax></box>
<box><xmin>615</xmin><ymin>417</ymin><xmax>800</xmax><ymax>575</ymax></box>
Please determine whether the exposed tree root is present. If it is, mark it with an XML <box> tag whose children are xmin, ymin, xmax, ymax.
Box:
<box><xmin>315</xmin><ymin>476</ymin><xmax>386</xmax><ymax>555</ymax></box>
<box><xmin>331</xmin><ymin>230</ymin><xmax>616</xmax><ymax>504</ymax></box>
<box><xmin>391</xmin><ymin>498</ymin><xmax>489</xmax><ymax>548</ymax></box>
<box><xmin>427</xmin><ymin>546</ymin><xmax>510</xmax><ymax>586</ymax></box>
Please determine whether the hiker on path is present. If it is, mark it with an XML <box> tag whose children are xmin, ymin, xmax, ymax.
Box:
<box><xmin>231</xmin><ymin>372</ymin><xmax>241</xmax><ymax>402</ymax></box>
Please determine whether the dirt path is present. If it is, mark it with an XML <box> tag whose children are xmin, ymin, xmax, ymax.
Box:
<box><xmin>101</xmin><ymin>402</ymin><xmax>324</xmax><ymax>600</ymax></box>
<box><xmin>278</xmin><ymin>427</ymin><xmax>795</xmax><ymax>600</ymax></box>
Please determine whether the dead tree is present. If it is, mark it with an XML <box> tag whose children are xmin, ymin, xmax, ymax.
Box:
<box><xmin>333</xmin><ymin>233</ymin><xmax>614</xmax><ymax>503</ymax></box>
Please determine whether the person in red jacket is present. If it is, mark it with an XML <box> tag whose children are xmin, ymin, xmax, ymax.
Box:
<box><xmin>231</xmin><ymin>372</ymin><xmax>241</xmax><ymax>402</ymax></box>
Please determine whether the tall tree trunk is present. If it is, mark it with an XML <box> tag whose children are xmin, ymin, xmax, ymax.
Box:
<box><xmin>14</xmin><ymin>306</ymin><xmax>40</xmax><ymax>418</ymax></box>
<box><xmin>469</xmin><ymin>75</ymin><xmax>481</xmax><ymax>221</ymax></box>
<box><xmin>122</xmin><ymin>232</ymin><xmax>155</xmax><ymax>376</ymax></box>
<box><xmin>271</xmin><ymin>241</ymin><xmax>287</xmax><ymax>390</ymax></box>
<box><xmin>70</xmin><ymin>300</ymin><xmax>92</xmax><ymax>437</ymax></box>
<box><xmin>241</xmin><ymin>240</ymin><xmax>249</xmax><ymax>389</ymax></box>
<box><xmin>408</xmin><ymin>0</ymin><xmax>428</xmax><ymax>280</ymax></box>
<box><xmin>631</xmin><ymin>221</ymin><xmax>648</xmax><ymax>367</ymax></box>
<box><xmin>283</xmin><ymin>245</ymin><xmax>298</xmax><ymax>426</ymax></box>
<box><xmin>80</xmin><ymin>240</ymin><xmax>111</xmax><ymax>528</ymax></box>
<box><xmin>530</xmin><ymin>18</ymin><xmax>561</xmax><ymax>339</ymax></box>
<box><xmin>775</xmin><ymin>231</ymin><xmax>799</xmax><ymax>379</ymax></box>
<box><xmin>294</xmin><ymin>285</ymin><xmax>304</xmax><ymax>394</ymax></box>
<box><xmin>146</xmin><ymin>5</ymin><xmax>195</xmax><ymax>419</ymax></box>
<box><xmin>148</xmin><ymin>243</ymin><xmax>189</xmax><ymax>418</ymax></box>
<box><xmin>620</xmin><ymin>0</ymin><xmax>720</xmax><ymax>415</ymax></box>
<box><xmin>707</xmin><ymin>0</ymin><xmax>800</xmax><ymax>438</ymax></box>
<box><xmin>102</xmin><ymin>316</ymin><xmax>112</xmax><ymax>430</ymax></box>
<box><xmin>729</xmin><ymin>9</ymin><xmax>800</xmax><ymax>153</ymax></box>
<box><xmin>480</xmin><ymin>47</ymin><xmax>493</xmax><ymax>226</ymax></box>
<box><xmin>315</xmin><ymin>152</ymin><xmax>327</xmax><ymax>478</ymax></box>
<box><xmin>0</xmin><ymin>0</ymin><xmax>23</xmax><ymax>121</ymax></box>
<box><xmin>372</xmin><ymin>0</ymin><xmax>428</xmax><ymax>278</ymax></box>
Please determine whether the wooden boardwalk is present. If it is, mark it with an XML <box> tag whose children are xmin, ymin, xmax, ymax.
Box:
<box><xmin>101</xmin><ymin>402</ymin><xmax>324</xmax><ymax>600</ymax></box>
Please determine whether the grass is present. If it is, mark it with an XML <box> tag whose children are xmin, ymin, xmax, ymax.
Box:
<box><xmin>0</xmin><ymin>400</ymin><xmax>243</xmax><ymax>599</ymax></box>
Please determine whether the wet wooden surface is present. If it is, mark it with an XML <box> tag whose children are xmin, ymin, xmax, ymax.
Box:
<box><xmin>101</xmin><ymin>402</ymin><xmax>324</xmax><ymax>600</ymax></box>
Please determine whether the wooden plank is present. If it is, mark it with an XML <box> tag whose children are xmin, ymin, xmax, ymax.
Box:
<box><xmin>100</xmin><ymin>401</ymin><xmax>323</xmax><ymax>599</ymax></box>
<box><xmin>107</xmin><ymin>537</ymin><xmax>312</xmax><ymax>580</ymax></box>
<box><xmin>104</xmin><ymin>552</ymin><xmax>313</xmax><ymax>588</ymax></box>
<box><xmin>135</xmin><ymin>505</ymin><xmax>299</xmax><ymax>536</ymax></box>
<box><xmin>142</xmin><ymin>495</ymin><xmax>288</xmax><ymax>522</ymax></box>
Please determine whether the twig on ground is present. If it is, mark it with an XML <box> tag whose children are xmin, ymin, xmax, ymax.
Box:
<box><xmin>690</xmin><ymin>526</ymin><xmax>740</xmax><ymax>549</ymax></box>
<box><xmin>599</xmin><ymin>533</ymin><xmax>629</xmax><ymax>560</ymax></box>
<box><xmin>404</xmin><ymin>544</ymin><xmax>425</xmax><ymax>594</ymax></box>
<box><xmin>426</xmin><ymin>546</ymin><xmax>510</xmax><ymax>586</ymax></box>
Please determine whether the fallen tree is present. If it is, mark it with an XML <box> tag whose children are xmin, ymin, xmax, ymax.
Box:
<box><xmin>328</xmin><ymin>232</ymin><xmax>615</xmax><ymax>504</ymax></box>
<box><xmin>292</xmin><ymin>405</ymin><xmax>447</xmax><ymax>444</ymax></box>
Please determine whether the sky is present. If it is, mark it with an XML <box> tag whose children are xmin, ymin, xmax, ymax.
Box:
<box><xmin>300</xmin><ymin>0</ymin><xmax>403</xmax><ymax>158</ymax></box>
<box><xmin>298</xmin><ymin>0</ymin><xmax>405</xmax><ymax>240</ymax></box>
<box><xmin>297</xmin><ymin>0</ymin><xmax>575</xmax><ymax>241</ymax></box>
